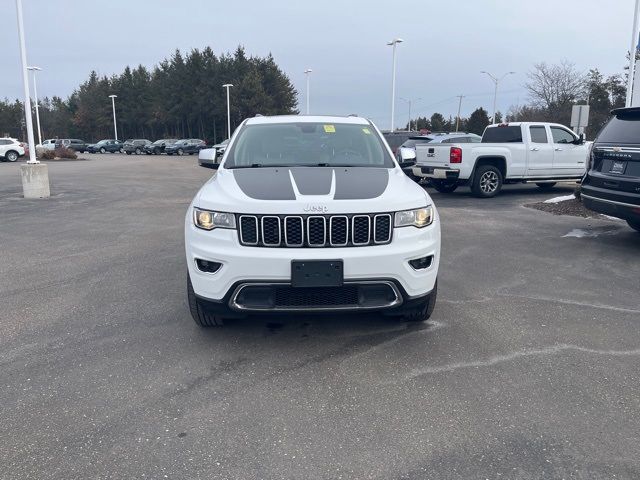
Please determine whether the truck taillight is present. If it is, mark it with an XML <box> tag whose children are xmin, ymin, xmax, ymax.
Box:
<box><xmin>450</xmin><ymin>147</ymin><xmax>462</xmax><ymax>163</ymax></box>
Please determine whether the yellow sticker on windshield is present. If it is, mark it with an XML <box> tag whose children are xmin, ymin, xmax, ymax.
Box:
<box><xmin>324</xmin><ymin>125</ymin><xmax>336</xmax><ymax>133</ymax></box>
<box><xmin>362</xmin><ymin>128</ymin><xmax>371</xmax><ymax>135</ymax></box>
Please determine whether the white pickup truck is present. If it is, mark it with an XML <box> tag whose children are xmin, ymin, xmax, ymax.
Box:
<box><xmin>411</xmin><ymin>122</ymin><xmax>589</xmax><ymax>197</ymax></box>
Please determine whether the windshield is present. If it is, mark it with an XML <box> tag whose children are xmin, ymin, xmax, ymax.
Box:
<box><xmin>597</xmin><ymin>113</ymin><xmax>640</xmax><ymax>144</ymax></box>
<box><xmin>97</xmin><ymin>140</ymin><xmax>108</xmax><ymax>145</ymax></box>
<box><xmin>225</xmin><ymin>122</ymin><xmax>395</xmax><ymax>169</ymax></box>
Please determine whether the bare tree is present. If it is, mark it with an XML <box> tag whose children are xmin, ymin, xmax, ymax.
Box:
<box><xmin>525</xmin><ymin>61</ymin><xmax>586</xmax><ymax>125</ymax></box>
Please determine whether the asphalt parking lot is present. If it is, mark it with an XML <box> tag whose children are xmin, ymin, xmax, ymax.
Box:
<box><xmin>1</xmin><ymin>154</ymin><xmax>639</xmax><ymax>479</ymax></box>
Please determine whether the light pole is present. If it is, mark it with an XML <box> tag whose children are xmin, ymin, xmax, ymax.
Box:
<box><xmin>481</xmin><ymin>71</ymin><xmax>515</xmax><ymax>124</ymax></box>
<box><xmin>222</xmin><ymin>84</ymin><xmax>233</xmax><ymax>139</ymax></box>
<box><xmin>455</xmin><ymin>95</ymin><xmax>465</xmax><ymax>132</ymax></box>
<box><xmin>626</xmin><ymin>0</ymin><xmax>640</xmax><ymax>107</ymax></box>
<box><xmin>387</xmin><ymin>38</ymin><xmax>404</xmax><ymax>131</ymax></box>
<box><xmin>108</xmin><ymin>95</ymin><xmax>118</xmax><ymax>140</ymax></box>
<box><xmin>304</xmin><ymin>69</ymin><xmax>313</xmax><ymax>114</ymax></box>
<box><xmin>27</xmin><ymin>66</ymin><xmax>42</xmax><ymax>146</ymax></box>
<box><xmin>15</xmin><ymin>0</ymin><xmax>37</xmax><ymax>164</ymax></box>
<box><xmin>400</xmin><ymin>97</ymin><xmax>421</xmax><ymax>131</ymax></box>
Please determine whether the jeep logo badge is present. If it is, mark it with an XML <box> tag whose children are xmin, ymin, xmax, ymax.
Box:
<box><xmin>304</xmin><ymin>204</ymin><xmax>328</xmax><ymax>213</ymax></box>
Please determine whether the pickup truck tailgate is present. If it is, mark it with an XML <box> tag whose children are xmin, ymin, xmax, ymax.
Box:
<box><xmin>415</xmin><ymin>144</ymin><xmax>454</xmax><ymax>165</ymax></box>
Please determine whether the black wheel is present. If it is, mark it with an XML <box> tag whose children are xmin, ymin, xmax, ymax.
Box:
<box><xmin>627</xmin><ymin>220</ymin><xmax>640</xmax><ymax>232</ymax></box>
<box><xmin>536</xmin><ymin>182</ymin><xmax>557</xmax><ymax>189</ymax></box>
<box><xmin>119</xmin><ymin>148</ymin><xmax>124</xmax><ymax>153</ymax></box>
<box><xmin>187</xmin><ymin>275</ymin><xmax>223</xmax><ymax>327</ymax></box>
<box><xmin>5</xmin><ymin>150</ymin><xmax>19</xmax><ymax>162</ymax></box>
<box><xmin>126</xmin><ymin>151</ymin><xmax>131</xmax><ymax>155</ymax></box>
<box><xmin>403</xmin><ymin>281</ymin><xmax>438</xmax><ymax>322</ymax></box>
<box><xmin>431</xmin><ymin>180</ymin><xmax>459</xmax><ymax>193</ymax></box>
<box><xmin>99</xmin><ymin>147</ymin><xmax>106</xmax><ymax>154</ymax></box>
<box><xmin>135</xmin><ymin>148</ymin><xmax>141</xmax><ymax>155</ymax></box>
<box><xmin>177</xmin><ymin>148</ymin><xmax>184</xmax><ymax>156</ymax></box>
<box><xmin>471</xmin><ymin>165</ymin><xmax>503</xmax><ymax>198</ymax></box>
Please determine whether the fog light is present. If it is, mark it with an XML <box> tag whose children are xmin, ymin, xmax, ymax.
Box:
<box><xmin>409</xmin><ymin>255</ymin><xmax>433</xmax><ymax>270</ymax></box>
<box><xmin>195</xmin><ymin>259</ymin><xmax>222</xmax><ymax>273</ymax></box>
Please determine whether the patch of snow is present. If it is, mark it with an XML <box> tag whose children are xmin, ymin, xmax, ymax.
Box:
<box><xmin>601</xmin><ymin>215</ymin><xmax>624</xmax><ymax>222</ymax></box>
<box><xmin>544</xmin><ymin>194</ymin><xmax>576</xmax><ymax>204</ymax></box>
<box><xmin>563</xmin><ymin>226</ymin><xmax>621</xmax><ymax>238</ymax></box>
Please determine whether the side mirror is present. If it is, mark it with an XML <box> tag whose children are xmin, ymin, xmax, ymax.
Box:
<box><xmin>397</xmin><ymin>147</ymin><xmax>417</xmax><ymax>168</ymax></box>
<box><xmin>198</xmin><ymin>148</ymin><xmax>219</xmax><ymax>169</ymax></box>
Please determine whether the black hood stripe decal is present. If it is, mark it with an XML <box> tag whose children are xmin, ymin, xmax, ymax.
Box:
<box><xmin>232</xmin><ymin>168</ymin><xmax>389</xmax><ymax>201</ymax></box>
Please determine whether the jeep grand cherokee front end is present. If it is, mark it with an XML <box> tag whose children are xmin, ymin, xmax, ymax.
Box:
<box><xmin>185</xmin><ymin>115</ymin><xmax>440</xmax><ymax>327</ymax></box>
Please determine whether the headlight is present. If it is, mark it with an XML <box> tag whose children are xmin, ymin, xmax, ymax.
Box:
<box><xmin>193</xmin><ymin>208</ymin><xmax>236</xmax><ymax>230</ymax></box>
<box><xmin>394</xmin><ymin>206</ymin><xmax>434</xmax><ymax>228</ymax></box>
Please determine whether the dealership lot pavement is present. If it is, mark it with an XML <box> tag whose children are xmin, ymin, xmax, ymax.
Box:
<box><xmin>1</xmin><ymin>154</ymin><xmax>639</xmax><ymax>479</ymax></box>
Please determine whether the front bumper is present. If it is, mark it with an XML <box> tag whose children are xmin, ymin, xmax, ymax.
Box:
<box><xmin>185</xmin><ymin>211</ymin><xmax>440</xmax><ymax>307</ymax></box>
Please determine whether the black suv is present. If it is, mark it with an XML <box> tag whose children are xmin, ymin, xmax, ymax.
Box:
<box><xmin>144</xmin><ymin>139</ymin><xmax>178</xmax><ymax>155</ymax></box>
<box><xmin>123</xmin><ymin>139</ymin><xmax>152</xmax><ymax>155</ymax></box>
<box><xmin>164</xmin><ymin>139</ymin><xmax>206</xmax><ymax>156</ymax></box>
<box><xmin>55</xmin><ymin>138</ymin><xmax>89</xmax><ymax>153</ymax></box>
<box><xmin>582</xmin><ymin>107</ymin><xmax>640</xmax><ymax>232</ymax></box>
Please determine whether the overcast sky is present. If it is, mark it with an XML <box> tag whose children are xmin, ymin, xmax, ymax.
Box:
<box><xmin>1</xmin><ymin>0</ymin><xmax>635</xmax><ymax>129</ymax></box>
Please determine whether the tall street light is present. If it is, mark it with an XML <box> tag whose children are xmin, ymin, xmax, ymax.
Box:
<box><xmin>222</xmin><ymin>84</ymin><xmax>234</xmax><ymax>139</ymax></box>
<box><xmin>400</xmin><ymin>97</ymin><xmax>421</xmax><ymax>131</ymax></box>
<box><xmin>27</xmin><ymin>66</ymin><xmax>43</xmax><ymax>146</ymax></box>
<box><xmin>481</xmin><ymin>71</ymin><xmax>515</xmax><ymax>124</ymax></box>
<box><xmin>15</xmin><ymin>0</ymin><xmax>37</xmax><ymax>164</ymax></box>
<box><xmin>626</xmin><ymin>0</ymin><xmax>640</xmax><ymax>107</ymax></box>
<box><xmin>304</xmin><ymin>69</ymin><xmax>313</xmax><ymax>114</ymax></box>
<box><xmin>387</xmin><ymin>38</ymin><xmax>404</xmax><ymax>131</ymax></box>
<box><xmin>455</xmin><ymin>95</ymin><xmax>465</xmax><ymax>132</ymax></box>
<box><xmin>15</xmin><ymin>0</ymin><xmax>50</xmax><ymax>199</ymax></box>
<box><xmin>108</xmin><ymin>95</ymin><xmax>118</xmax><ymax>140</ymax></box>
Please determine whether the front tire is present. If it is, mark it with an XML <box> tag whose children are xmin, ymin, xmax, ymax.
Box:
<box><xmin>471</xmin><ymin>165</ymin><xmax>503</xmax><ymax>198</ymax></box>
<box><xmin>135</xmin><ymin>148</ymin><xmax>141</xmax><ymax>155</ymax></box>
<box><xmin>187</xmin><ymin>275</ymin><xmax>223</xmax><ymax>327</ymax></box>
<box><xmin>627</xmin><ymin>220</ymin><xmax>640</xmax><ymax>232</ymax></box>
<box><xmin>100</xmin><ymin>147</ymin><xmax>106</xmax><ymax>154</ymax></box>
<box><xmin>431</xmin><ymin>180</ymin><xmax>458</xmax><ymax>193</ymax></box>
<box><xmin>177</xmin><ymin>148</ymin><xmax>184</xmax><ymax>156</ymax></box>
<box><xmin>402</xmin><ymin>281</ymin><xmax>437</xmax><ymax>322</ymax></box>
<box><xmin>536</xmin><ymin>182</ymin><xmax>557</xmax><ymax>189</ymax></box>
<box><xmin>5</xmin><ymin>150</ymin><xmax>19</xmax><ymax>162</ymax></box>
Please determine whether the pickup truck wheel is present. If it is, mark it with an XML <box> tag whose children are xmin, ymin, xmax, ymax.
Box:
<box><xmin>5</xmin><ymin>150</ymin><xmax>19</xmax><ymax>162</ymax></box>
<box><xmin>431</xmin><ymin>180</ymin><xmax>458</xmax><ymax>193</ymax></box>
<box><xmin>187</xmin><ymin>274</ymin><xmax>223</xmax><ymax>327</ymax></box>
<box><xmin>403</xmin><ymin>281</ymin><xmax>437</xmax><ymax>322</ymax></box>
<box><xmin>627</xmin><ymin>220</ymin><xmax>640</xmax><ymax>232</ymax></box>
<box><xmin>471</xmin><ymin>165</ymin><xmax>503</xmax><ymax>198</ymax></box>
<box><xmin>536</xmin><ymin>182</ymin><xmax>557</xmax><ymax>189</ymax></box>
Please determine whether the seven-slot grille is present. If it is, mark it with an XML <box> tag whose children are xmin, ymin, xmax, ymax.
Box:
<box><xmin>237</xmin><ymin>214</ymin><xmax>393</xmax><ymax>247</ymax></box>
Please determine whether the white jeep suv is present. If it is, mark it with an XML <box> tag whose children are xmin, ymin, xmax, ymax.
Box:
<box><xmin>0</xmin><ymin>138</ymin><xmax>25</xmax><ymax>162</ymax></box>
<box><xmin>185</xmin><ymin>115</ymin><xmax>440</xmax><ymax>326</ymax></box>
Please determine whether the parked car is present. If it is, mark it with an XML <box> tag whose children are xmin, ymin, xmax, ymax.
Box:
<box><xmin>123</xmin><ymin>139</ymin><xmax>152</xmax><ymax>155</ymax></box>
<box><xmin>165</xmin><ymin>139</ymin><xmax>206</xmax><ymax>156</ymax></box>
<box><xmin>0</xmin><ymin>137</ymin><xmax>25</xmax><ymax>162</ymax></box>
<box><xmin>382</xmin><ymin>131</ymin><xmax>418</xmax><ymax>155</ymax></box>
<box><xmin>87</xmin><ymin>139</ymin><xmax>124</xmax><ymax>153</ymax></box>
<box><xmin>185</xmin><ymin>115</ymin><xmax>440</xmax><ymax>327</ymax></box>
<box><xmin>411</xmin><ymin>122</ymin><xmax>588</xmax><ymax>197</ymax></box>
<box><xmin>55</xmin><ymin>138</ymin><xmax>89</xmax><ymax>153</ymax></box>
<box><xmin>144</xmin><ymin>139</ymin><xmax>178</xmax><ymax>155</ymax></box>
<box><xmin>582</xmin><ymin>107</ymin><xmax>640</xmax><ymax>232</ymax></box>
<box><xmin>39</xmin><ymin>139</ymin><xmax>56</xmax><ymax>151</ymax></box>
<box><xmin>198</xmin><ymin>139</ymin><xmax>230</xmax><ymax>168</ymax></box>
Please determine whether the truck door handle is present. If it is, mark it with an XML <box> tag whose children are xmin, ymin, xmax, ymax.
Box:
<box><xmin>530</xmin><ymin>148</ymin><xmax>539</xmax><ymax>151</ymax></box>
<box><xmin>555</xmin><ymin>148</ymin><xmax>563</xmax><ymax>151</ymax></box>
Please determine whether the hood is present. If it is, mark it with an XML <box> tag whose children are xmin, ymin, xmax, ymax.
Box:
<box><xmin>193</xmin><ymin>167</ymin><xmax>431</xmax><ymax>215</ymax></box>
